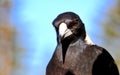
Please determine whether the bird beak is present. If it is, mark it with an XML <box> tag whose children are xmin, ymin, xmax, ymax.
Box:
<box><xmin>59</xmin><ymin>23</ymin><xmax>72</xmax><ymax>38</ymax></box>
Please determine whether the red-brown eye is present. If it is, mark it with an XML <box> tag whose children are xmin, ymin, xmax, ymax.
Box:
<box><xmin>72</xmin><ymin>22</ymin><xmax>78</xmax><ymax>28</ymax></box>
<box><xmin>68</xmin><ymin>22</ymin><xmax>78</xmax><ymax>29</ymax></box>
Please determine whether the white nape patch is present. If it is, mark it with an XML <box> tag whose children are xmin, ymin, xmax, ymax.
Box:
<box><xmin>85</xmin><ymin>33</ymin><xmax>94</xmax><ymax>45</ymax></box>
<box><xmin>59</xmin><ymin>23</ymin><xmax>67</xmax><ymax>37</ymax></box>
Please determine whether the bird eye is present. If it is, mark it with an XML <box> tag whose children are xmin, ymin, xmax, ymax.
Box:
<box><xmin>68</xmin><ymin>22</ymin><xmax>78</xmax><ymax>29</ymax></box>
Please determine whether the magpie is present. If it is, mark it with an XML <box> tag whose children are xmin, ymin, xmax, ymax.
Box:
<box><xmin>46</xmin><ymin>12</ymin><xmax>119</xmax><ymax>75</ymax></box>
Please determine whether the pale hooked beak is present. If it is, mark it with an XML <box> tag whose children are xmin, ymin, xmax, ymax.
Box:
<box><xmin>59</xmin><ymin>23</ymin><xmax>72</xmax><ymax>38</ymax></box>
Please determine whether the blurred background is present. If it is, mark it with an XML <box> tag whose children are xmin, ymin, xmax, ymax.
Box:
<box><xmin>0</xmin><ymin>0</ymin><xmax>120</xmax><ymax>75</ymax></box>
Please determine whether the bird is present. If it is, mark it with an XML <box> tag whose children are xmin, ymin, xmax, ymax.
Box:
<box><xmin>46</xmin><ymin>12</ymin><xmax>119</xmax><ymax>75</ymax></box>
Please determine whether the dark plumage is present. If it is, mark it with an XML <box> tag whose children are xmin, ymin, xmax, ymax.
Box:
<box><xmin>46</xmin><ymin>12</ymin><xmax>119</xmax><ymax>75</ymax></box>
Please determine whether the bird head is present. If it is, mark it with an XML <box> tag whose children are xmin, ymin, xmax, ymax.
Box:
<box><xmin>53</xmin><ymin>12</ymin><xmax>86</xmax><ymax>43</ymax></box>
<box><xmin>52</xmin><ymin>12</ymin><xmax>86</xmax><ymax>63</ymax></box>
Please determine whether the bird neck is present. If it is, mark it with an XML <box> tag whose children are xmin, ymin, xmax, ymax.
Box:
<box><xmin>60</xmin><ymin>34</ymin><xmax>81</xmax><ymax>63</ymax></box>
<box><xmin>60</xmin><ymin>36</ymin><xmax>73</xmax><ymax>63</ymax></box>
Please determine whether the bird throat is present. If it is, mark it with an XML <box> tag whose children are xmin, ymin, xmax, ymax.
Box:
<box><xmin>61</xmin><ymin>35</ymin><xmax>76</xmax><ymax>63</ymax></box>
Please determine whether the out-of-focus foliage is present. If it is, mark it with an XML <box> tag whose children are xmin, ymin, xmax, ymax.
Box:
<box><xmin>0</xmin><ymin>25</ymin><xmax>13</xmax><ymax>75</ymax></box>
<box><xmin>0</xmin><ymin>0</ymin><xmax>26</xmax><ymax>75</ymax></box>
<box><xmin>0</xmin><ymin>0</ymin><xmax>12</xmax><ymax>12</ymax></box>
<box><xmin>99</xmin><ymin>0</ymin><xmax>120</xmax><ymax>72</ymax></box>
<box><xmin>0</xmin><ymin>0</ymin><xmax>13</xmax><ymax>75</ymax></box>
<box><xmin>103</xmin><ymin>0</ymin><xmax>120</xmax><ymax>38</ymax></box>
